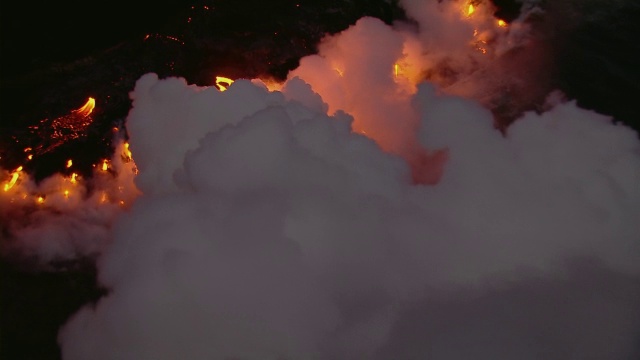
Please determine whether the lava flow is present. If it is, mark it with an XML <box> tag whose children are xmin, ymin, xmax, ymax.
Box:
<box><xmin>26</xmin><ymin>97</ymin><xmax>96</xmax><ymax>156</ymax></box>
<box><xmin>0</xmin><ymin>96</ymin><xmax>140</xmax><ymax>263</ymax></box>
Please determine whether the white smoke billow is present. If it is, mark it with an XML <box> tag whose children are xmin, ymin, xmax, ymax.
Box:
<box><xmin>2</xmin><ymin>1</ymin><xmax>640</xmax><ymax>359</ymax></box>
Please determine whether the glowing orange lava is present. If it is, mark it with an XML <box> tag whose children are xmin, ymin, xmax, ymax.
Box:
<box><xmin>72</xmin><ymin>97</ymin><xmax>95</xmax><ymax>117</ymax></box>
<box><xmin>3</xmin><ymin>166</ymin><xmax>23</xmax><ymax>192</ymax></box>
<box><xmin>31</xmin><ymin>97</ymin><xmax>96</xmax><ymax>155</ymax></box>
<box><xmin>123</xmin><ymin>143</ymin><xmax>133</xmax><ymax>162</ymax></box>
<box><xmin>467</xmin><ymin>4</ymin><xmax>475</xmax><ymax>17</ymax></box>
<box><xmin>215</xmin><ymin>76</ymin><xmax>234</xmax><ymax>91</ymax></box>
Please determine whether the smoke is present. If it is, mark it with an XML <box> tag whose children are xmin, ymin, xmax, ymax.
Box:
<box><xmin>3</xmin><ymin>0</ymin><xmax>640</xmax><ymax>359</ymax></box>
<box><xmin>58</xmin><ymin>73</ymin><xmax>640</xmax><ymax>359</ymax></box>
<box><xmin>0</xmin><ymin>136</ymin><xmax>139</xmax><ymax>266</ymax></box>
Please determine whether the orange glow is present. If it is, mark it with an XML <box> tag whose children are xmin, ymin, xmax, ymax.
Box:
<box><xmin>66</xmin><ymin>159</ymin><xmax>73</xmax><ymax>168</ymax></box>
<box><xmin>467</xmin><ymin>4</ymin><xmax>475</xmax><ymax>16</ymax></box>
<box><xmin>250</xmin><ymin>78</ymin><xmax>282</xmax><ymax>92</ymax></box>
<box><xmin>64</xmin><ymin>190</ymin><xmax>70</xmax><ymax>198</ymax></box>
<box><xmin>165</xmin><ymin>35</ymin><xmax>184</xmax><ymax>44</ymax></box>
<box><xmin>27</xmin><ymin>155</ymin><xmax>33</xmax><ymax>160</ymax></box>
<box><xmin>100</xmin><ymin>192</ymin><xmax>108</xmax><ymax>203</ymax></box>
<box><xmin>394</xmin><ymin>63</ymin><xmax>399</xmax><ymax>77</ymax></box>
<box><xmin>70</xmin><ymin>173</ymin><xmax>78</xmax><ymax>184</ymax></box>
<box><xmin>497</xmin><ymin>19</ymin><xmax>507</xmax><ymax>27</ymax></box>
<box><xmin>123</xmin><ymin>142</ymin><xmax>133</xmax><ymax>162</ymax></box>
<box><xmin>3</xmin><ymin>166</ymin><xmax>23</xmax><ymax>192</ymax></box>
<box><xmin>102</xmin><ymin>160</ymin><xmax>109</xmax><ymax>171</ymax></box>
<box><xmin>334</xmin><ymin>68</ymin><xmax>344</xmax><ymax>77</ymax></box>
<box><xmin>215</xmin><ymin>76</ymin><xmax>234</xmax><ymax>91</ymax></box>
<box><xmin>72</xmin><ymin>97</ymin><xmax>95</xmax><ymax>117</ymax></box>
<box><xmin>37</xmin><ymin>196</ymin><xmax>45</xmax><ymax>204</ymax></box>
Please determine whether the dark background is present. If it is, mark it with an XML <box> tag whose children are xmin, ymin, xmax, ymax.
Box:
<box><xmin>0</xmin><ymin>0</ymin><xmax>183</xmax><ymax>78</ymax></box>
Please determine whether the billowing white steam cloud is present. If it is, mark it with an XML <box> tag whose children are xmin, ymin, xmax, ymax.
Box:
<box><xmin>59</xmin><ymin>70</ymin><xmax>640</xmax><ymax>358</ymax></box>
<box><xmin>4</xmin><ymin>0</ymin><xmax>640</xmax><ymax>359</ymax></box>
